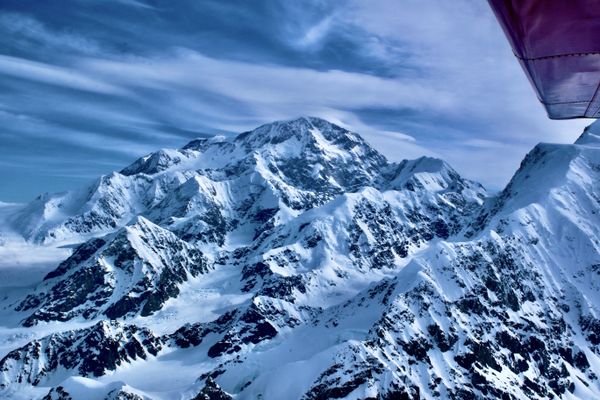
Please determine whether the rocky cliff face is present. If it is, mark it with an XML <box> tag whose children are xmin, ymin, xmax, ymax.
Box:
<box><xmin>15</xmin><ymin>216</ymin><xmax>209</xmax><ymax>326</ymax></box>
<box><xmin>0</xmin><ymin>117</ymin><xmax>598</xmax><ymax>400</ymax></box>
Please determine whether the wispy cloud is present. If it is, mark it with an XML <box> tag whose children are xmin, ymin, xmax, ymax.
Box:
<box><xmin>0</xmin><ymin>1</ymin><xmax>590</xmax><ymax>201</ymax></box>
<box><xmin>0</xmin><ymin>55</ymin><xmax>126</xmax><ymax>94</ymax></box>
<box><xmin>0</xmin><ymin>12</ymin><xmax>104</xmax><ymax>56</ymax></box>
<box><xmin>83</xmin><ymin>50</ymin><xmax>454</xmax><ymax>112</ymax></box>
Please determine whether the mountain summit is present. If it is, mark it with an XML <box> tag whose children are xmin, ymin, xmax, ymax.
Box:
<box><xmin>0</xmin><ymin>118</ymin><xmax>598</xmax><ymax>400</ymax></box>
<box><xmin>6</xmin><ymin>117</ymin><xmax>483</xmax><ymax>245</ymax></box>
<box><xmin>576</xmin><ymin>119</ymin><xmax>600</xmax><ymax>146</ymax></box>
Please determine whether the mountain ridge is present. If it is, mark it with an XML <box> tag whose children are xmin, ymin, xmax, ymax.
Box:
<box><xmin>0</xmin><ymin>117</ymin><xmax>599</xmax><ymax>400</ymax></box>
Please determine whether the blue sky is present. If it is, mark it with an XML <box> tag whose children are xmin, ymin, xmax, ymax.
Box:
<box><xmin>0</xmin><ymin>0</ymin><xmax>589</xmax><ymax>202</ymax></box>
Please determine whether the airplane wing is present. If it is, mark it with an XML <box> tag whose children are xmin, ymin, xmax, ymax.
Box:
<box><xmin>488</xmin><ymin>0</ymin><xmax>600</xmax><ymax>119</ymax></box>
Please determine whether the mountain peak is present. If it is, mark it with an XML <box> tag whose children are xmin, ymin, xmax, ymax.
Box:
<box><xmin>576</xmin><ymin>120</ymin><xmax>600</xmax><ymax>147</ymax></box>
<box><xmin>120</xmin><ymin>148</ymin><xmax>187</xmax><ymax>176</ymax></box>
<box><xmin>234</xmin><ymin>116</ymin><xmax>353</xmax><ymax>147</ymax></box>
<box><xmin>387</xmin><ymin>156</ymin><xmax>471</xmax><ymax>193</ymax></box>
<box><xmin>260</xmin><ymin>116</ymin><xmax>335</xmax><ymax>130</ymax></box>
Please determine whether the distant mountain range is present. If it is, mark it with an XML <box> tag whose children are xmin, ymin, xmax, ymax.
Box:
<box><xmin>0</xmin><ymin>117</ymin><xmax>599</xmax><ymax>399</ymax></box>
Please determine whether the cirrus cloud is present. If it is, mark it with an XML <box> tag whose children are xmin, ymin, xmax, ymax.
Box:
<box><xmin>0</xmin><ymin>0</ymin><xmax>589</xmax><ymax>201</ymax></box>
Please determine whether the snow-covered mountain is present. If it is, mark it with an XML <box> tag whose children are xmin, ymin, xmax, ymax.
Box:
<box><xmin>0</xmin><ymin>117</ymin><xmax>598</xmax><ymax>399</ymax></box>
